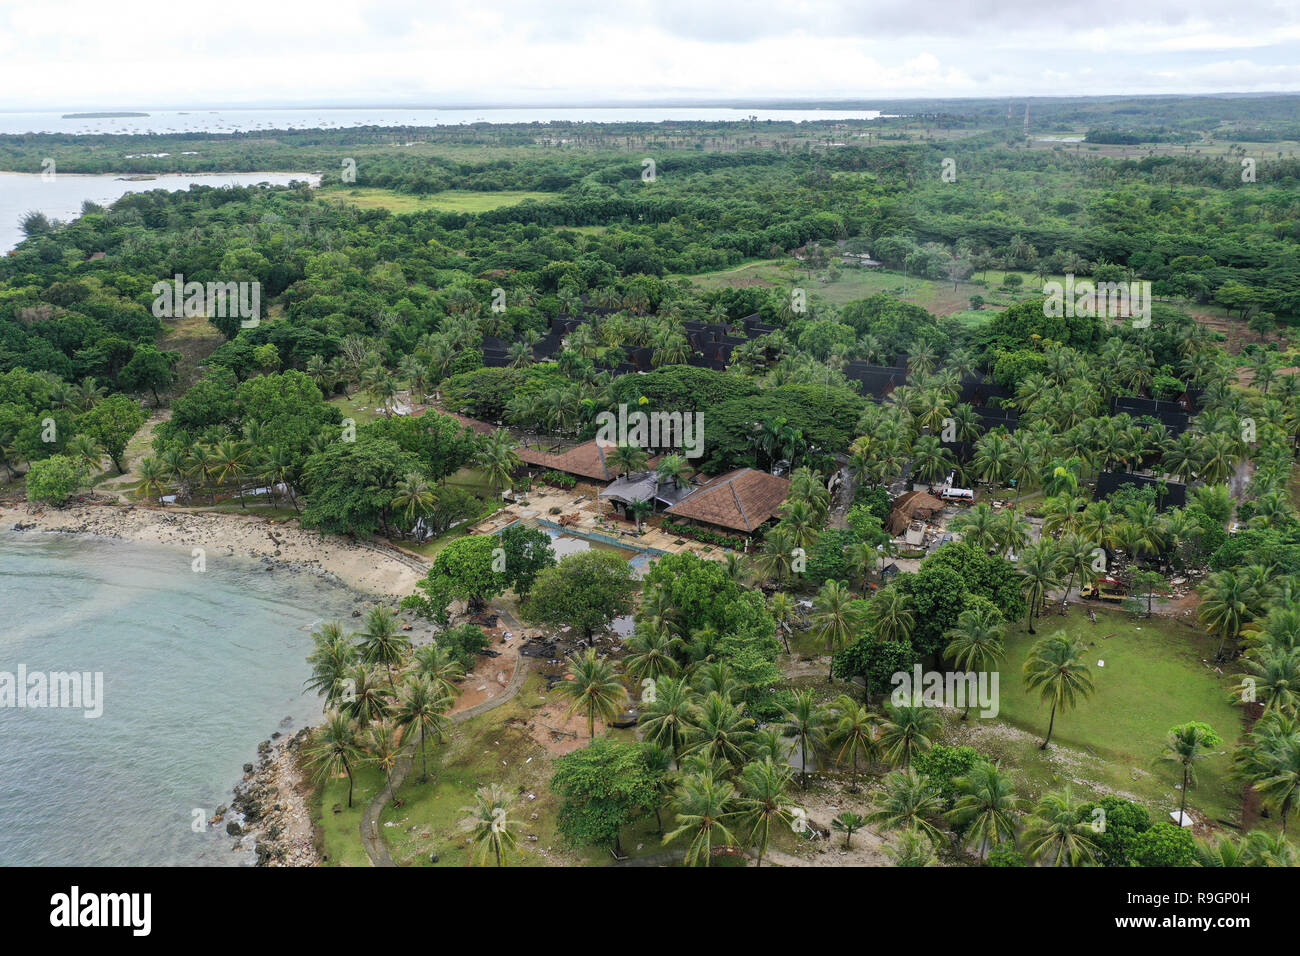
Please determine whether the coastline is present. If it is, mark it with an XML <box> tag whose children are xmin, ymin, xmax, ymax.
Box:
<box><xmin>4</xmin><ymin>499</ymin><xmax>431</xmax><ymax>866</ymax></box>
<box><xmin>2</xmin><ymin>500</ymin><xmax>427</xmax><ymax>596</ymax></box>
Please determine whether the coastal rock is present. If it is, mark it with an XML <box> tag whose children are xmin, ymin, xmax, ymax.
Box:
<box><xmin>226</xmin><ymin>821</ymin><xmax>243</xmax><ymax>836</ymax></box>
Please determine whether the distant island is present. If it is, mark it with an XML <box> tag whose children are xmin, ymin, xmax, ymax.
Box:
<box><xmin>61</xmin><ymin>111</ymin><xmax>149</xmax><ymax>119</ymax></box>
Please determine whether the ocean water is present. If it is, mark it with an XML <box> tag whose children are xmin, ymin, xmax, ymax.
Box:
<box><xmin>0</xmin><ymin>106</ymin><xmax>886</xmax><ymax>136</ymax></box>
<box><xmin>0</xmin><ymin>170</ymin><xmax>320</xmax><ymax>253</ymax></box>
<box><xmin>0</xmin><ymin>530</ymin><xmax>358</xmax><ymax>866</ymax></box>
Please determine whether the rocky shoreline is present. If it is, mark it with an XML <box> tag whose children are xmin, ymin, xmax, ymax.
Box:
<box><xmin>221</xmin><ymin>726</ymin><xmax>320</xmax><ymax>867</ymax></box>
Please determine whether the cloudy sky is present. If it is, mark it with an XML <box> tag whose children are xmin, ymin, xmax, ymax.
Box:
<box><xmin>1</xmin><ymin>0</ymin><xmax>1298</xmax><ymax>109</ymax></box>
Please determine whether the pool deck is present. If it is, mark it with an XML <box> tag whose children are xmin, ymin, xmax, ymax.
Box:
<box><xmin>468</xmin><ymin>485</ymin><xmax>734</xmax><ymax>563</ymax></box>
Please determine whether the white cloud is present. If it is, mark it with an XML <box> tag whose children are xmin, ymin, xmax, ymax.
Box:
<box><xmin>0</xmin><ymin>0</ymin><xmax>1296</xmax><ymax>108</ymax></box>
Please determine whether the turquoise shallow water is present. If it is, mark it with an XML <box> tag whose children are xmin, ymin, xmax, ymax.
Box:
<box><xmin>0</xmin><ymin>530</ymin><xmax>357</xmax><ymax>866</ymax></box>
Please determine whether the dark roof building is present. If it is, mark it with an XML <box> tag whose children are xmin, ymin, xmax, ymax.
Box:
<box><xmin>664</xmin><ymin>468</ymin><xmax>791</xmax><ymax>534</ymax></box>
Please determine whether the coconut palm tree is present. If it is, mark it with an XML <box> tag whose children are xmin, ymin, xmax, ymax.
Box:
<box><xmin>134</xmin><ymin>456</ymin><xmax>170</xmax><ymax>504</ymax></box>
<box><xmin>665</xmin><ymin>771</ymin><xmax>741</xmax><ymax>866</ymax></box>
<box><xmin>409</xmin><ymin>643</ymin><xmax>465</xmax><ymax>699</ymax></box>
<box><xmin>1234</xmin><ymin>712</ymin><xmax>1300</xmax><ymax>837</ymax></box>
<box><xmin>556</xmin><ymin>649</ymin><xmax>626</xmax><ymax>740</ymax></box>
<box><xmin>1199</xmin><ymin>570</ymin><xmax>1252</xmax><ymax>660</ymax></box>
<box><xmin>461</xmin><ymin>783</ymin><xmax>520</xmax><ymax>866</ymax></box>
<box><xmin>1022</xmin><ymin>631</ymin><xmax>1094</xmax><ymax>749</ymax></box>
<box><xmin>811</xmin><ymin>579</ymin><xmax>864</xmax><ymax>678</ymax></box>
<box><xmin>684</xmin><ymin>692</ymin><xmax>755</xmax><ymax>768</ymax></box>
<box><xmin>340</xmin><ymin>662</ymin><xmax>390</xmax><ymax>727</ymax></box>
<box><xmin>1018</xmin><ymin>540</ymin><xmax>1063</xmax><ymax>633</ymax></box>
<box><xmin>395</xmin><ymin>675</ymin><xmax>453</xmax><ymax>781</ymax></box>
<box><xmin>638</xmin><ymin>675</ymin><xmax>697</xmax><ymax>765</ymax></box>
<box><xmin>609</xmin><ymin>443</ymin><xmax>648</xmax><ymax>477</ymax></box>
<box><xmin>627</xmin><ymin>497</ymin><xmax>654</xmax><ymax>532</ymax></box>
<box><xmin>947</xmin><ymin>760</ymin><xmax>1021</xmax><ymax>857</ymax></box>
<box><xmin>868</xmin><ymin>768</ymin><xmax>945</xmax><ymax>843</ymax></box>
<box><xmin>753</xmin><ymin>525</ymin><xmax>798</xmax><ymax>584</ymax></box>
<box><xmin>864</xmin><ymin>586</ymin><xmax>915</xmax><ymax>646</ymax></box>
<box><xmin>306</xmin><ymin>710</ymin><xmax>363</xmax><ymax>808</ymax></box>
<box><xmin>655</xmin><ymin>453</ymin><xmax>691</xmax><ymax>490</ymax></box>
<box><xmin>943</xmin><ymin>605</ymin><xmax>1006</xmax><ymax>719</ymax></box>
<box><xmin>736</xmin><ymin>758</ymin><xmax>796</xmax><ymax>867</ymax></box>
<box><xmin>768</xmin><ymin>592</ymin><xmax>797</xmax><ymax>654</ymax></box>
<box><xmin>364</xmin><ymin>718</ymin><xmax>402</xmax><ymax>799</ymax></box>
<box><xmin>1023</xmin><ymin>788</ymin><xmax>1099</xmax><ymax>866</ymax></box>
<box><xmin>356</xmin><ymin>606</ymin><xmax>410</xmax><ymax>685</ymax></box>
<box><xmin>832</xmin><ymin>811</ymin><xmax>869</xmax><ymax>849</ymax></box>
<box><xmin>305</xmin><ymin>621</ymin><xmax>359</xmax><ymax>705</ymax></box>
<box><xmin>877</xmin><ymin>698</ymin><xmax>940</xmax><ymax>768</ymax></box>
<box><xmin>623</xmin><ymin>625</ymin><xmax>681</xmax><ymax>683</ymax></box>
<box><xmin>476</xmin><ymin>429</ymin><xmax>520</xmax><ymax>496</ymax></box>
<box><xmin>829</xmin><ymin>694</ymin><xmax>878</xmax><ymax>792</ymax></box>
<box><xmin>1159</xmin><ymin>721</ymin><xmax>1222</xmax><ymax>823</ymax></box>
<box><xmin>781</xmin><ymin>689</ymin><xmax>830</xmax><ymax>789</ymax></box>
<box><xmin>391</xmin><ymin>472</ymin><xmax>436</xmax><ymax>530</ymax></box>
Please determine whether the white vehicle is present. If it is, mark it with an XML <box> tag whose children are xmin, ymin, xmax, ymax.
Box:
<box><xmin>940</xmin><ymin>487</ymin><xmax>975</xmax><ymax>502</ymax></box>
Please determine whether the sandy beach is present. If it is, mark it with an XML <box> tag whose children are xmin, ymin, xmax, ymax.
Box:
<box><xmin>3</xmin><ymin>500</ymin><xmax>427</xmax><ymax>596</ymax></box>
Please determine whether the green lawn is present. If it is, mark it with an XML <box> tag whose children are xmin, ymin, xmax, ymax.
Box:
<box><xmin>988</xmin><ymin>607</ymin><xmax>1245</xmax><ymax>823</ymax></box>
<box><xmin>311</xmin><ymin>762</ymin><xmax>386</xmax><ymax>867</ymax></box>
<box><xmin>325</xmin><ymin>187</ymin><xmax>555</xmax><ymax>214</ymax></box>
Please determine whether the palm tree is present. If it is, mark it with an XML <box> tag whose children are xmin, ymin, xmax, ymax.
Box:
<box><xmin>829</xmin><ymin>694</ymin><xmax>878</xmax><ymax>792</ymax></box>
<box><xmin>364</xmin><ymin>718</ymin><xmax>401</xmax><ymax>799</ymax></box>
<box><xmin>943</xmin><ymin>605</ymin><xmax>1006</xmax><ymax>719</ymax></box>
<box><xmin>655</xmin><ymin>453</ymin><xmax>692</xmax><ymax>490</ymax></box>
<box><xmin>946</xmin><ymin>760</ymin><xmax>1020</xmax><ymax>857</ymax></box>
<box><xmin>1234</xmin><ymin>712</ymin><xmax>1300</xmax><ymax>837</ymax></box>
<box><xmin>134</xmin><ymin>456</ymin><xmax>170</xmax><ymax>504</ymax></box>
<box><xmin>409</xmin><ymin>643</ymin><xmax>465</xmax><ymax>699</ymax></box>
<box><xmin>776</xmin><ymin>498</ymin><xmax>820</xmax><ymax>549</ymax></box>
<box><xmin>888</xmin><ymin>828</ymin><xmax>938</xmax><ymax>866</ymax></box>
<box><xmin>211</xmin><ymin>438</ymin><xmax>253</xmax><ymax>506</ymax></box>
<box><xmin>395</xmin><ymin>676</ymin><xmax>453</xmax><ymax>781</ymax></box>
<box><xmin>781</xmin><ymin>689</ymin><xmax>830</xmax><ymax>789</ymax></box>
<box><xmin>556</xmin><ymin>649</ymin><xmax>626</xmax><ymax>740</ymax></box>
<box><xmin>476</xmin><ymin>429</ymin><xmax>520</xmax><ymax>496</ymax></box>
<box><xmin>392</xmin><ymin>472</ymin><xmax>436</xmax><ymax>530</ymax></box>
<box><xmin>832</xmin><ymin>811</ymin><xmax>869</xmax><ymax>849</ymax></box>
<box><xmin>868</xmin><ymin>768</ymin><xmax>945</xmax><ymax>843</ymax></box>
<box><xmin>306</xmin><ymin>710</ymin><xmax>362</xmax><ymax>808</ymax></box>
<box><xmin>736</xmin><ymin>758</ymin><xmax>796</xmax><ymax>867</ymax></box>
<box><xmin>1018</xmin><ymin>540</ymin><xmax>1063</xmax><ymax>633</ymax></box>
<box><xmin>356</xmin><ymin>606</ymin><xmax>410</xmax><ymax>685</ymax></box>
<box><xmin>1158</xmin><ymin>722</ymin><xmax>1221</xmax><ymax>822</ymax></box>
<box><xmin>863</xmin><ymin>587</ymin><xmax>914</xmax><ymax>646</ymax></box>
<box><xmin>1023</xmin><ymin>788</ymin><xmax>1099</xmax><ymax>866</ymax></box>
<box><xmin>461</xmin><ymin>783</ymin><xmax>520</xmax><ymax>866</ymax></box>
<box><xmin>811</xmin><ymin>579</ymin><xmax>863</xmax><ymax>678</ymax></box>
<box><xmin>787</xmin><ymin>466</ymin><xmax>830</xmax><ymax>523</ymax></box>
<box><xmin>340</xmin><ymin>663</ymin><xmax>390</xmax><ymax>727</ymax></box>
<box><xmin>627</xmin><ymin>497</ymin><xmax>654</xmax><ymax>532</ymax></box>
<box><xmin>305</xmin><ymin>621</ymin><xmax>358</xmax><ymax>705</ymax></box>
<box><xmin>753</xmin><ymin>525</ymin><xmax>798</xmax><ymax>584</ymax></box>
<box><xmin>951</xmin><ymin>502</ymin><xmax>999</xmax><ymax>551</ymax></box>
<box><xmin>665</xmin><ymin>771</ymin><xmax>741</xmax><ymax>866</ymax></box>
<box><xmin>639</xmin><ymin>675</ymin><xmax>697</xmax><ymax>764</ymax></box>
<box><xmin>877</xmin><ymin>698</ymin><xmax>940</xmax><ymax>768</ymax></box>
<box><xmin>684</xmin><ymin>692</ymin><xmax>755</xmax><ymax>768</ymax></box>
<box><xmin>609</xmin><ymin>443</ymin><xmax>649</xmax><ymax>477</ymax></box>
<box><xmin>1198</xmin><ymin>570</ymin><xmax>1252</xmax><ymax>660</ymax></box>
<box><xmin>768</xmin><ymin>592</ymin><xmax>797</xmax><ymax>654</ymax></box>
<box><xmin>1022</xmin><ymin>631</ymin><xmax>1094</xmax><ymax>749</ymax></box>
<box><xmin>623</xmin><ymin>625</ymin><xmax>681</xmax><ymax>683</ymax></box>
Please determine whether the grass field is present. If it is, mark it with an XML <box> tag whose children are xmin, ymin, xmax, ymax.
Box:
<box><xmin>986</xmin><ymin>606</ymin><xmax>1245</xmax><ymax>823</ymax></box>
<box><xmin>325</xmin><ymin>187</ymin><xmax>555</xmax><ymax>214</ymax></box>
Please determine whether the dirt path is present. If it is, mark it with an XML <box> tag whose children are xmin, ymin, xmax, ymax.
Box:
<box><xmin>359</xmin><ymin>605</ymin><xmax>532</xmax><ymax>867</ymax></box>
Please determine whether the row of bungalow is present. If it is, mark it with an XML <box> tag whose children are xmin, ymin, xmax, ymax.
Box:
<box><xmin>511</xmin><ymin>436</ymin><xmax>791</xmax><ymax>538</ymax></box>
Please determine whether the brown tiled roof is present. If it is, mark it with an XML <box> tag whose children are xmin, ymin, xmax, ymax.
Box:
<box><xmin>664</xmin><ymin>468</ymin><xmax>790</xmax><ymax>533</ymax></box>
<box><xmin>517</xmin><ymin>439</ymin><xmax>616</xmax><ymax>481</ymax></box>
<box><xmin>886</xmin><ymin>490</ymin><xmax>946</xmax><ymax>536</ymax></box>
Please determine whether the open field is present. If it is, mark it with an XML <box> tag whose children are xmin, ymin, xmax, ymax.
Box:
<box><xmin>990</xmin><ymin>606</ymin><xmax>1244</xmax><ymax>824</ymax></box>
<box><xmin>324</xmin><ymin>186</ymin><xmax>555</xmax><ymax>214</ymax></box>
